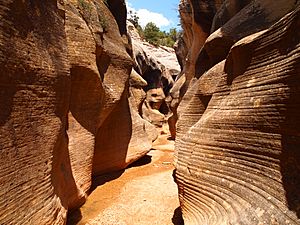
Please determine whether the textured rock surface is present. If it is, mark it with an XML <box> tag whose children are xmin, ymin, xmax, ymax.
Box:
<box><xmin>0</xmin><ymin>1</ymin><xmax>71</xmax><ymax>224</ymax></box>
<box><xmin>175</xmin><ymin>4</ymin><xmax>300</xmax><ymax>224</ymax></box>
<box><xmin>0</xmin><ymin>0</ymin><xmax>155</xmax><ymax>224</ymax></box>
<box><xmin>127</xmin><ymin>21</ymin><xmax>180</xmax><ymax>128</ymax></box>
<box><xmin>173</xmin><ymin>0</ymin><xmax>298</xmax><ymax>104</ymax></box>
<box><xmin>171</xmin><ymin>0</ymin><xmax>300</xmax><ymax>139</ymax></box>
<box><xmin>177</xmin><ymin>0</ymin><xmax>223</xmax><ymax>83</ymax></box>
<box><xmin>196</xmin><ymin>0</ymin><xmax>300</xmax><ymax>77</ymax></box>
<box><xmin>169</xmin><ymin>0</ymin><xmax>224</xmax><ymax>138</ymax></box>
<box><xmin>64</xmin><ymin>0</ymin><xmax>138</xmax><ymax>207</ymax></box>
<box><xmin>142</xmin><ymin>88</ymin><xmax>166</xmax><ymax>127</ymax></box>
<box><xmin>127</xmin><ymin>21</ymin><xmax>180</xmax><ymax>86</ymax></box>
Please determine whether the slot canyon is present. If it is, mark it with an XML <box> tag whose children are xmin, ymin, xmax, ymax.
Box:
<box><xmin>0</xmin><ymin>0</ymin><xmax>300</xmax><ymax>224</ymax></box>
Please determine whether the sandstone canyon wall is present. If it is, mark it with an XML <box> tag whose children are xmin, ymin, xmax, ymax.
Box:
<box><xmin>0</xmin><ymin>0</ymin><xmax>156</xmax><ymax>224</ymax></box>
<box><xmin>174</xmin><ymin>0</ymin><xmax>300</xmax><ymax>224</ymax></box>
<box><xmin>127</xmin><ymin>21</ymin><xmax>180</xmax><ymax>129</ymax></box>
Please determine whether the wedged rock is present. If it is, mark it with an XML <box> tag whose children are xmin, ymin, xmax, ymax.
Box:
<box><xmin>175</xmin><ymin>6</ymin><xmax>300</xmax><ymax>224</ymax></box>
<box><xmin>167</xmin><ymin>75</ymin><xmax>186</xmax><ymax>139</ymax></box>
<box><xmin>142</xmin><ymin>88</ymin><xmax>167</xmax><ymax>127</ymax></box>
<box><xmin>0</xmin><ymin>1</ymin><xmax>71</xmax><ymax>224</ymax></box>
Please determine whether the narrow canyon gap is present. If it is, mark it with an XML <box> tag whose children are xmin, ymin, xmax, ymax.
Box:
<box><xmin>0</xmin><ymin>0</ymin><xmax>300</xmax><ymax>225</ymax></box>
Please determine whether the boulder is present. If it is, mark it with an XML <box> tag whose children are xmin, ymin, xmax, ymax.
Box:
<box><xmin>142</xmin><ymin>88</ymin><xmax>167</xmax><ymax>127</ymax></box>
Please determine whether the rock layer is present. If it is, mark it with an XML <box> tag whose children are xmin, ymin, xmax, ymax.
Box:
<box><xmin>0</xmin><ymin>0</ymin><xmax>155</xmax><ymax>224</ymax></box>
<box><xmin>175</xmin><ymin>3</ymin><xmax>300</xmax><ymax>224</ymax></box>
<box><xmin>0</xmin><ymin>1</ymin><xmax>70</xmax><ymax>224</ymax></box>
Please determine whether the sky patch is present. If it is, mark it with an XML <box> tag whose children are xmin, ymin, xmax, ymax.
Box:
<box><xmin>126</xmin><ymin>0</ymin><xmax>180</xmax><ymax>31</ymax></box>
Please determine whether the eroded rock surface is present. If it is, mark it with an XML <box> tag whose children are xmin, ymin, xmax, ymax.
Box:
<box><xmin>174</xmin><ymin>1</ymin><xmax>300</xmax><ymax>224</ymax></box>
<box><xmin>127</xmin><ymin>21</ymin><xmax>180</xmax><ymax>128</ymax></box>
<box><xmin>0</xmin><ymin>1</ymin><xmax>71</xmax><ymax>224</ymax></box>
<box><xmin>0</xmin><ymin>0</ymin><xmax>156</xmax><ymax>224</ymax></box>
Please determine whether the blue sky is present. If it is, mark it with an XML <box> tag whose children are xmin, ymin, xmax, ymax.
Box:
<box><xmin>126</xmin><ymin>0</ymin><xmax>180</xmax><ymax>31</ymax></box>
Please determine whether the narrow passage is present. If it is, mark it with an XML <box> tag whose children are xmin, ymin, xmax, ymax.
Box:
<box><xmin>68</xmin><ymin>133</ymin><xmax>183</xmax><ymax>225</ymax></box>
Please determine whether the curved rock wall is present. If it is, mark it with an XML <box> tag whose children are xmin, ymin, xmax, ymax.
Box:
<box><xmin>0</xmin><ymin>1</ymin><xmax>71</xmax><ymax>224</ymax></box>
<box><xmin>0</xmin><ymin>0</ymin><xmax>155</xmax><ymax>224</ymax></box>
<box><xmin>174</xmin><ymin>1</ymin><xmax>300</xmax><ymax>224</ymax></box>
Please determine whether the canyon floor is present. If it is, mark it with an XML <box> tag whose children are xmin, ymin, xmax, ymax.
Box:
<box><xmin>67</xmin><ymin>133</ymin><xmax>183</xmax><ymax>225</ymax></box>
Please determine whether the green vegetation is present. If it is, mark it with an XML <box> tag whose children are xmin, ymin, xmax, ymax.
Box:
<box><xmin>128</xmin><ymin>11</ymin><xmax>179</xmax><ymax>48</ymax></box>
<box><xmin>143</xmin><ymin>22</ymin><xmax>178</xmax><ymax>47</ymax></box>
<box><xmin>143</xmin><ymin>22</ymin><xmax>162</xmax><ymax>46</ymax></box>
<box><xmin>128</xmin><ymin>10</ymin><xmax>144</xmax><ymax>38</ymax></box>
<box><xmin>78</xmin><ymin>0</ymin><xmax>92</xmax><ymax>12</ymax></box>
<box><xmin>78</xmin><ymin>0</ymin><xmax>92</xmax><ymax>20</ymax></box>
<box><xmin>100</xmin><ymin>16</ymin><xmax>108</xmax><ymax>32</ymax></box>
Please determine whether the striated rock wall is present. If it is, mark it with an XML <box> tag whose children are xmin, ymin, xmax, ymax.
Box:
<box><xmin>174</xmin><ymin>0</ymin><xmax>300</xmax><ymax>224</ymax></box>
<box><xmin>176</xmin><ymin>0</ymin><xmax>223</xmax><ymax>85</ymax></box>
<box><xmin>0</xmin><ymin>1</ymin><xmax>71</xmax><ymax>224</ymax></box>
<box><xmin>170</xmin><ymin>0</ymin><xmax>224</xmax><ymax>138</ymax></box>
<box><xmin>0</xmin><ymin>0</ymin><xmax>155</xmax><ymax>224</ymax></box>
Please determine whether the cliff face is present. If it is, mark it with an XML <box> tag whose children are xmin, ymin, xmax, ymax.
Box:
<box><xmin>0</xmin><ymin>0</ymin><xmax>154</xmax><ymax>224</ymax></box>
<box><xmin>0</xmin><ymin>1</ymin><xmax>71</xmax><ymax>224</ymax></box>
<box><xmin>174</xmin><ymin>0</ymin><xmax>300</xmax><ymax>224</ymax></box>
<box><xmin>127</xmin><ymin>21</ymin><xmax>180</xmax><ymax>128</ymax></box>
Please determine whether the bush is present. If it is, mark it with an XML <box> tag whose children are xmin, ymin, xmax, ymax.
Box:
<box><xmin>143</xmin><ymin>23</ymin><xmax>178</xmax><ymax>48</ymax></box>
<box><xmin>78</xmin><ymin>0</ymin><xmax>92</xmax><ymax>20</ymax></box>
<box><xmin>143</xmin><ymin>22</ymin><xmax>163</xmax><ymax>46</ymax></box>
<box><xmin>128</xmin><ymin>12</ymin><xmax>179</xmax><ymax>48</ymax></box>
<box><xmin>78</xmin><ymin>0</ymin><xmax>92</xmax><ymax>11</ymax></box>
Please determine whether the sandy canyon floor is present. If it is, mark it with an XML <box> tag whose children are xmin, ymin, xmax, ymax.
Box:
<box><xmin>68</xmin><ymin>133</ymin><xmax>183</xmax><ymax>225</ymax></box>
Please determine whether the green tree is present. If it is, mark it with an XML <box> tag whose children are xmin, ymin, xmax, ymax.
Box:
<box><xmin>156</xmin><ymin>28</ymin><xmax>178</xmax><ymax>48</ymax></box>
<box><xmin>143</xmin><ymin>22</ymin><xmax>163</xmax><ymax>46</ymax></box>
<box><xmin>128</xmin><ymin>10</ymin><xmax>144</xmax><ymax>38</ymax></box>
<box><xmin>169</xmin><ymin>28</ymin><xmax>177</xmax><ymax>42</ymax></box>
<box><xmin>128</xmin><ymin>10</ymin><xmax>140</xmax><ymax>28</ymax></box>
<box><xmin>140</xmin><ymin>22</ymin><xmax>178</xmax><ymax>48</ymax></box>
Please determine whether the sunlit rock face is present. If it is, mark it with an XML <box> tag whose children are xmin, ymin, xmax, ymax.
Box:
<box><xmin>174</xmin><ymin>0</ymin><xmax>300</xmax><ymax>224</ymax></box>
<box><xmin>127</xmin><ymin>21</ymin><xmax>180</xmax><ymax>129</ymax></box>
<box><xmin>0</xmin><ymin>1</ymin><xmax>71</xmax><ymax>224</ymax></box>
<box><xmin>0</xmin><ymin>0</ymin><xmax>155</xmax><ymax>224</ymax></box>
<box><xmin>169</xmin><ymin>0</ymin><xmax>225</xmax><ymax>139</ymax></box>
